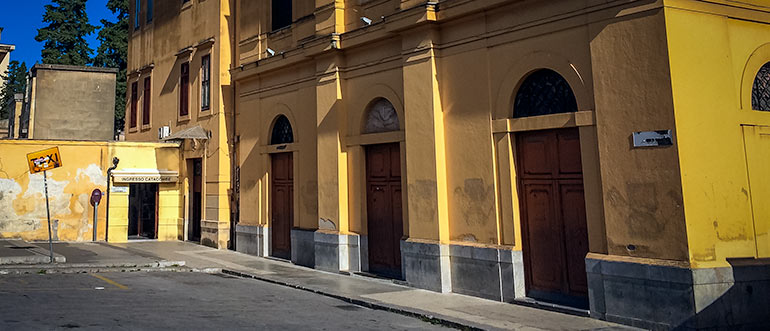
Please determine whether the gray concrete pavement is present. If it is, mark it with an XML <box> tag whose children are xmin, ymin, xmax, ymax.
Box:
<box><xmin>0</xmin><ymin>272</ymin><xmax>448</xmax><ymax>330</ymax></box>
<box><xmin>0</xmin><ymin>239</ymin><xmax>65</xmax><ymax>264</ymax></box>
<box><xmin>0</xmin><ymin>240</ymin><xmax>637</xmax><ymax>330</ymax></box>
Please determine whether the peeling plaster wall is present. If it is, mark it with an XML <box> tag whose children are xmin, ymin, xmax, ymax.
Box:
<box><xmin>0</xmin><ymin>140</ymin><xmax>181</xmax><ymax>242</ymax></box>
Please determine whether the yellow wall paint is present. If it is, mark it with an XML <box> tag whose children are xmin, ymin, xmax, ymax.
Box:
<box><xmin>0</xmin><ymin>140</ymin><xmax>181</xmax><ymax>243</ymax></box>
<box><xmin>665</xmin><ymin>4</ymin><xmax>770</xmax><ymax>268</ymax></box>
<box><xmin>742</xmin><ymin>125</ymin><xmax>770</xmax><ymax>257</ymax></box>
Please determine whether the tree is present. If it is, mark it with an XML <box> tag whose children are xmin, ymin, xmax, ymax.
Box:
<box><xmin>94</xmin><ymin>0</ymin><xmax>128</xmax><ymax>136</ymax></box>
<box><xmin>0</xmin><ymin>60</ymin><xmax>27</xmax><ymax>119</ymax></box>
<box><xmin>35</xmin><ymin>0</ymin><xmax>97</xmax><ymax>66</ymax></box>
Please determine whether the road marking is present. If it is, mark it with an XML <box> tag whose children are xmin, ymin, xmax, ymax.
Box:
<box><xmin>91</xmin><ymin>274</ymin><xmax>129</xmax><ymax>290</ymax></box>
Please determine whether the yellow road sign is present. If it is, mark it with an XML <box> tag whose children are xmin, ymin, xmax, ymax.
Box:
<box><xmin>27</xmin><ymin>147</ymin><xmax>62</xmax><ymax>174</ymax></box>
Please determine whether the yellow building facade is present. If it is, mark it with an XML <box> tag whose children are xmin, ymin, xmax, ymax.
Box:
<box><xmin>125</xmin><ymin>0</ymin><xmax>233</xmax><ymax>248</ymax></box>
<box><xmin>0</xmin><ymin>140</ymin><xmax>182</xmax><ymax>243</ymax></box>
<box><xmin>123</xmin><ymin>0</ymin><xmax>770</xmax><ymax>328</ymax></box>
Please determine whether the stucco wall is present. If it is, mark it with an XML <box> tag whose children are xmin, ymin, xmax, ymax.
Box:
<box><xmin>590</xmin><ymin>9</ymin><xmax>689</xmax><ymax>261</ymax></box>
<box><xmin>126</xmin><ymin>0</ymin><xmax>232</xmax><ymax>247</ymax></box>
<box><xmin>665</xmin><ymin>1</ymin><xmax>770</xmax><ymax>268</ymax></box>
<box><xmin>0</xmin><ymin>140</ymin><xmax>181</xmax><ymax>242</ymax></box>
<box><xmin>30</xmin><ymin>67</ymin><xmax>116</xmax><ymax>141</ymax></box>
<box><xmin>231</xmin><ymin>0</ymin><xmax>695</xmax><ymax>260</ymax></box>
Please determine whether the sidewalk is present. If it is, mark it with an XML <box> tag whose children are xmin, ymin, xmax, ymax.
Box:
<box><xmin>0</xmin><ymin>240</ymin><xmax>635</xmax><ymax>331</ymax></box>
<box><xmin>0</xmin><ymin>239</ymin><xmax>65</xmax><ymax>264</ymax></box>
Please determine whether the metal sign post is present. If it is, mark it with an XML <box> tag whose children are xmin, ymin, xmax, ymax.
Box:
<box><xmin>43</xmin><ymin>171</ymin><xmax>54</xmax><ymax>263</ymax></box>
<box><xmin>90</xmin><ymin>189</ymin><xmax>103</xmax><ymax>242</ymax></box>
<box><xmin>92</xmin><ymin>201</ymin><xmax>99</xmax><ymax>241</ymax></box>
<box><xmin>26</xmin><ymin>147</ymin><xmax>63</xmax><ymax>264</ymax></box>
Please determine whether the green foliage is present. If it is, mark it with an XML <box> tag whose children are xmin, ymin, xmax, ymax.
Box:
<box><xmin>35</xmin><ymin>0</ymin><xmax>97</xmax><ymax>66</ymax></box>
<box><xmin>94</xmin><ymin>0</ymin><xmax>128</xmax><ymax>136</ymax></box>
<box><xmin>0</xmin><ymin>60</ymin><xmax>27</xmax><ymax>119</ymax></box>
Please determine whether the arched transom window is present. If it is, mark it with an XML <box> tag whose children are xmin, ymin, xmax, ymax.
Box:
<box><xmin>752</xmin><ymin>62</ymin><xmax>770</xmax><ymax>112</ymax></box>
<box><xmin>364</xmin><ymin>98</ymin><xmax>400</xmax><ymax>134</ymax></box>
<box><xmin>513</xmin><ymin>69</ymin><xmax>577</xmax><ymax>118</ymax></box>
<box><xmin>270</xmin><ymin>115</ymin><xmax>294</xmax><ymax>145</ymax></box>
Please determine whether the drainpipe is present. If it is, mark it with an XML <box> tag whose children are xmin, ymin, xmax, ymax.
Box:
<box><xmin>105</xmin><ymin>157</ymin><xmax>120</xmax><ymax>242</ymax></box>
<box><xmin>230</xmin><ymin>3</ymin><xmax>239</xmax><ymax>251</ymax></box>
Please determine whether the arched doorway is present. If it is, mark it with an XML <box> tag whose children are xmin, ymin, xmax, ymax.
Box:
<box><xmin>514</xmin><ymin>69</ymin><xmax>589</xmax><ymax>307</ymax></box>
<box><xmin>270</xmin><ymin>115</ymin><xmax>294</xmax><ymax>260</ymax></box>
<box><xmin>363</xmin><ymin>98</ymin><xmax>403</xmax><ymax>279</ymax></box>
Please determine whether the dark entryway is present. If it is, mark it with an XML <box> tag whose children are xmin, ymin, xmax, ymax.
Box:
<box><xmin>271</xmin><ymin>152</ymin><xmax>293</xmax><ymax>260</ymax></box>
<box><xmin>189</xmin><ymin>158</ymin><xmax>202</xmax><ymax>242</ymax></box>
<box><xmin>365</xmin><ymin>142</ymin><xmax>403</xmax><ymax>279</ymax></box>
<box><xmin>516</xmin><ymin>127</ymin><xmax>589</xmax><ymax>308</ymax></box>
<box><xmin>128</xmin><ymin>183</ymin><xmax>158</xmax><ymax>240</ymax></box>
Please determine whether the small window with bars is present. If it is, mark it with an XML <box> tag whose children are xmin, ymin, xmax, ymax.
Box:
<box><xmin>147</xmin><ymin>0</ymin><xmax>153</xmax><ymax>23</ymax></box>
<box><xmin>130</xmin><ymin>81</ymin><xmax>138</xmax><ymax>128</ymax></box>
<box><xmin>272</xmin><ymin>0</ymin><xmax>292</xmax><ymax>31</ymax></box>
<box><xmin>180</xmin><ymin>62</ymin><xmax>190</xmax><ymax>117</ymax></box>
<box><xmin>201</xmin><ymin>55</ymin><xmax>211</xmax><ymax>111</ymax></box>
<box><xmin>752</xmin><ymin>62</ymin><xmax>770</xmax><ymax>112</ymax></box>
<box><xmin>142</xmin><ymin>76</ymin><xmax>151</xmax><ymax>126</ymax></box>
<box><xmin>134</xmin><ymin>0</ymin><xmax>140</xmax><ymax>30</ymax></box>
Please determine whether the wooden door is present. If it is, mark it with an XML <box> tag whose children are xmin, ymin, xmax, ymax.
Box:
<box><xmin>190</xmin><ymin>159</ymin><xmax>202</xmax><ymax>241</ymax></box>
<box><xmin>271</xmin><ymin>152</ymin><xmax>293</xmax><ymax>260</ymax></box>
<box><xmin>517</xmin><ymin>128</ymin><xmax>589</xmax><ymax>305</ymax></box>
<box><xmin>366</xmin><ymin>143</ymin><xmax>403</xmax><ymax>279</ymax></box>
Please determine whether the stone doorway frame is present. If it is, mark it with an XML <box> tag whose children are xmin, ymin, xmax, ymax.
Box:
<box><xmin>345</xmin><ymin>93</ymin><xmax>407</xmax><ymax>275</ymax></box>
<box><xmin>491</xmin><ymin>52</ymin><xmax>605</xmax><ymax>302</ymax></box>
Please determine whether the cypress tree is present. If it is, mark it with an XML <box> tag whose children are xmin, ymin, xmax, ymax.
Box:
<box><xmin>0</xmin><ymin>60</ymin><xmax>27</xmax><ymax>119</ymax></box>
<box><xmin>35</xmin><ymin>0</ymin><xmax>97</xmax><ymax>66</ymax></box>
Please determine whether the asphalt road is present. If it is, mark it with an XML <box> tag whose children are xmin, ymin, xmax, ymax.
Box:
<box><xmin>0</xmin><ymin>271</ymin><xmax>449</xmax><ymax>330</ymax></box>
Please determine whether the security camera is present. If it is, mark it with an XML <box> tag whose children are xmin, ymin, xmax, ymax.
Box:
<box><xmin>361</xmin><ymin>17</ymin><xmax>372</xmax><ymax>25</ymax></box>
<box><xmin>266</xmin><ymin>48</ymin><xmax>276</xmax><ymax>56</ymax></box>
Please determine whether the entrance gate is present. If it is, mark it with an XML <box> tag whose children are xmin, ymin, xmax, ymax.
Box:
<box><xmin>128</xmin><ymin>183</ymin><xmax>158</xmax><ymax>239</ymax></box>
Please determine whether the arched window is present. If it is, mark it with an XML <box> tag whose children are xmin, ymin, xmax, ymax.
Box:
<box><xmin>364</xmin><ymin>98</ymin><xmax>400</xmax><ymax>134</ymax></box>
<box><xmin>513</xmin><ymin>69</ymin><xmax>577</xmax><ymax>118</ymax></box>
<box><xmin>270</xmin><ymin>115</ymin><xmax>294</xmax><ymax>145</ymax></box>
<box><xmin>752</xmin><ymin>62</ymin><xmax>770</xmax><ymax>112</ymax></box>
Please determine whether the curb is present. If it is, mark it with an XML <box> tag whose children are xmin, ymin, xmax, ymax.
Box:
<box><xmin>220</xmin><ymin>268</ymin><xmax>486</xmax><ymax>331</ymax></box>
<box><xmin>0</xmin><ymin>241</ymin><xmax>67</xmax><ymax>265</ymax></box>
<box><xmin>0</xmin><ymin>261</ymin><xmax>188</xmax><ymax>275</ymax></box>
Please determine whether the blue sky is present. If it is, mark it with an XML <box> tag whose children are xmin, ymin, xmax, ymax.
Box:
<box><xmin>0</xmin><ymin>0</ymin><xmax>113</xmax><ymax>66</ymax></box>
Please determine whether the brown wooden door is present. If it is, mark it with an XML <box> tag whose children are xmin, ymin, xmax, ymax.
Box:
<box><xmin>517</xmin><ymin>128</ymin><xmax>589</xmax><ymax>306</ymax></box>
<box><xmin>366</xmin><ymin>143</ymin><xmax>403</xmax><ymax>279</ymax></box>
<box><xmin>271</xmin><ymin>152</ymin><xmax>293</xmax><ymax>260</ymax></box>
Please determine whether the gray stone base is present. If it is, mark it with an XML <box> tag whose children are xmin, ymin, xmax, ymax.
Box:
<box><xmin>235</xmin><ymin>224</ymin><xmax>268</xmax><ymax>257</ymax></box>
<box><xmin>449</xmin><ymin>244</ymin><xmax>523</xmax><ymax>302</ymax></box>
<box><xmin>314</xmin><ymin>231</ymin><xmax>362</xmax><ymax>272</ymax></box>
<box><xmin>587</xmin><ymin>254</ymin><xmax>770</xmax><ymax>330</ymax></box>
<box><xmin>290</xmin><ymin>228</ymin><xmax>315</xmax><ymax>267</ymax></box>
<box><xmin>200</xmin><ymin>219</ymin><xmax>219</xmax><ymax>248</ymax></box>
<box><xmin>401</xmin><ymin>239</ymin><xmax>451</xmax><ymax>293</ymax></box>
